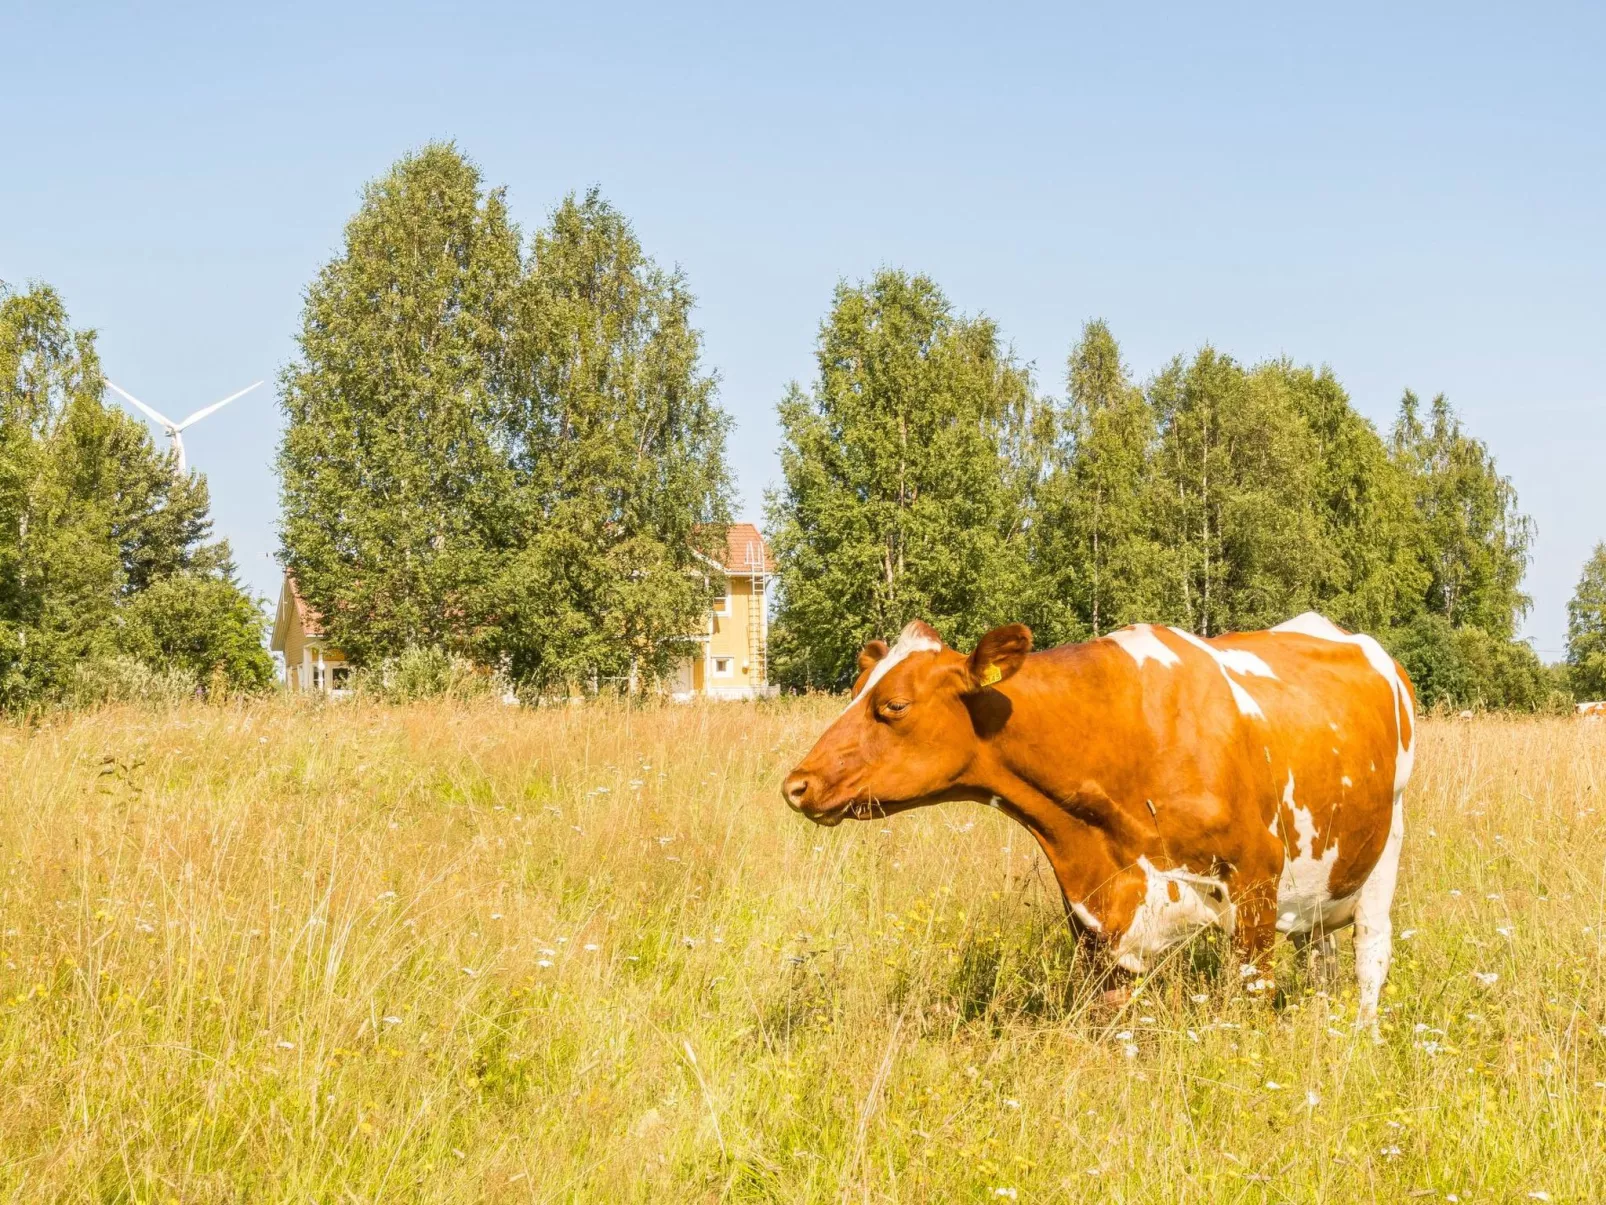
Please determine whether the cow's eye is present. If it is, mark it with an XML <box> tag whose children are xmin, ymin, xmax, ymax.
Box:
<box><xmin>879</xmin><ymin>699</ymin><xmax>911</xmax><ymax>719</ymax></box>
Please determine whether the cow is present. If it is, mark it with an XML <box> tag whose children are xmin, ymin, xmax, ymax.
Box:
<box><xmin>1577</xmin><ymin>701</ymin><xmax>1606</xmax><ymax>719</ymax></box>
<box><xmin>782</xmin><ymin>612</ymin><xmax>1416</xmax><ymax>1024</ymax></box>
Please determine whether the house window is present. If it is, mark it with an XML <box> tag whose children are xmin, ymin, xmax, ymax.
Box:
<box><xmin>712</xmin><ymin>656</ymin><xmax>734</xmax><ymax>677</ymax></box>
<box><xmin>330</xmin><ymin>666</ymin><xmax>351</xmax><ymax>692</ymax></box>
<box><xmin>311</xmin><ymin>664</ymin><xmax>325</xmax><ymax>690</ymax></box>
<box><xmin>713</xmin><ymin>591</ymin><xmax>731</xmax><ymax>617</ymax></box>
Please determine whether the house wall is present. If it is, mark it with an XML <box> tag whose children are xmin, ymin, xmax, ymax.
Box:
<box><xmin>277</xmin><ymin>602</ymin><xmax>348</xmax><ymax>692</ymax></box>
<box><xmin>707</xmin><ymin>575</ymin><xmax>766</xmax><ymax>693</ymax></box>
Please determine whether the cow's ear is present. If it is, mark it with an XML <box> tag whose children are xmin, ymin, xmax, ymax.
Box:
<box><xmin>965</xmin><ymin>624</ymin><xmax>1032</xmax><ymax>692</ymax></box>
<box><xmin>857</xmin><ymin>640</ymin><xmax>890</xmax><ymax>676</ymax></box>
<box><xmin>851</xmin><ymin>639</ymin><xmax>890</xmax><ymax>699</ymax></box>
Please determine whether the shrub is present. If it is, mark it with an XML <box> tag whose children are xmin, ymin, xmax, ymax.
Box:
<box><xmin>61</xmin><ymin>655</ymin><xmax>200</xmax><ymax>709</ymax></box>
<box><xmin>1387</xmin><ymin>614</ymin><xmax>1568</xmax><ymax>712</ymax></box>
<box><xmin>353</xmin><ymin>646</ymin><xmax>505</xmax><ymax>703</ymax></box>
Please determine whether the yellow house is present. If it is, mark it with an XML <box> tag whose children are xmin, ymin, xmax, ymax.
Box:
<box><xmin>672</xmin><ymin>523</ymin><xmax>775</xmax><ymax>701</ymax></box>
<box><xmin>270</xmin><ymin>573</ymin><xmax>352</xmax><ymax>694</ymax></box>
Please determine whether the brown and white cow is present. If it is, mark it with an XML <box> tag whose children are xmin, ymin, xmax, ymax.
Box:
<box><xmin>782</xmin><ymin>612</ymin><xmax>1416</xmax><ymax>1022</ymax></box>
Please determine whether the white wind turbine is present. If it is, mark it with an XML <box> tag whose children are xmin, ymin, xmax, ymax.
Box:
<box><xmin>103</xmin><ymin>379</ymin><xmax>264</xmax><ymax>474</ymax></box>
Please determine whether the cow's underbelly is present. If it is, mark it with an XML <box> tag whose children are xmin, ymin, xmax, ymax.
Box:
<box><xmin>1108</xmin><ymin>825</ymin><xmax>1378</xmax><ymax>971</ymax></box>
<box><xmin>1112</xmin><ymin>858</ymin><xmax>1236</xmax><ymax>973</ymax></box>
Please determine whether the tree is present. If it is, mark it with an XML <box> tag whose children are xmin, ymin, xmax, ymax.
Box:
<box><xmin>0</xmin><ymin>280</ymin><xmax>270</xmax><ymax>706</ymax></box>
<box><xmin>768</xmin><ymin>270</ymin><xmax>1046</xmax><ymax>688</ymax></box>
<box><xmin>1567</xmin><ymin>542</ymin><xmax>1606</xmax><ymax>699</ymax></box>
<box><xmin>280</xmin><ymin>151</ymin><xmax>733</xmax><ymax>691</ymax></box>
<box><xmin>493</xmin><ymin>190</ymin><xmax>731</xmax><ymax>690</ymax></box>
<box><xmin>1147</xmin><ymin>350</ymin><xmax>1328</xmax><ymax>634</ymax></box>
<box><xmin>1029</xmin><ymin>321</ymin><xmax>1166</xmax><ymax>644</ymax></box>
<box><xmin>1275</xmin><ymin>363</ymin><xmax>1428</xmax><ymax>633</ymax></box>
<box><xmin>1390</xmin><ymin>391</ymin><xmax>1532</xmax><ymax>638</ymax></box>
<box><xmin>278</xmin><ymin>142</ymin><xmax>523</xmax><ymax>667</ymax></box>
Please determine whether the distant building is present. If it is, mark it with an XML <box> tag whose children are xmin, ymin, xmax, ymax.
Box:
<box><xmin>671</xmin><ymin>523</ymin><xmax>775</xmax><ymax>700</ymax></box>
<box><xmin>271</xmin><ymin>574</ymin><xmax>351</xmax><ymax>693</ymax></box>
<box><xmin>270</xmin><ymin>523</ymin><xmax>774</xmax><ymax>699</ymax></box>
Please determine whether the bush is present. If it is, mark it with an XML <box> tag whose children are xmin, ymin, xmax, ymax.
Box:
<box><xmin>119</xmin><ymin>573</ymin><xmax>276</xmax><ymax>694</ymax></box>
<box><xmin>61</xmin><ymin>655</ymin><xmax>200</xmax><ymax>710</ymax></box>
<box><xmin>1387</xmin><ymin>614</ymin><xmax>1569</xmax><ymax>712</ymax></box>
<box><xmin>353</xmin><ymin>646</ymin><xmax>505</xmax><ymax>703</ymax></box>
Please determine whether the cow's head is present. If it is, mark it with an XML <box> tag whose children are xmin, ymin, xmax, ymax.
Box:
<box><xmin>782</xmin><ymin>620</ymin><xmax>1032</xmax><ymax>825</ymax></box>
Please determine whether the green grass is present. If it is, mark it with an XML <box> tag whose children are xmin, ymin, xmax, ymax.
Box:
<box><xmin>0</xmin><ymin>697</ymin><xmax>1601</xmax><ymax>1202</ymax></box>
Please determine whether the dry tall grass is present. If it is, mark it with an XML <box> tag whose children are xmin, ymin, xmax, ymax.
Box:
<box><xmin>0</xmin><ymin>698</ymin><xmax>1601</xmax><ymax>1202</ymax></box>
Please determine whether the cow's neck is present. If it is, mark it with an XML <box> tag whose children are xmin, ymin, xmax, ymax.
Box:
<box><xmin>959</xmin><ymin>649</ymin><xmax>1150</xmax><ymax>908</ymax></box>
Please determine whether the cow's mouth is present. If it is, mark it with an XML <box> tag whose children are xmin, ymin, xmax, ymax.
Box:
<box><xmin>803</xmin><ymin>795</ymin><xmax>901</xmax><ymax>826</ymax></box>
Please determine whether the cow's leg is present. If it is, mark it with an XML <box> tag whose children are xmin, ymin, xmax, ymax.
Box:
<box><xmin>1352</xmin><ymin>797</ymin><xmax>1406</xmax><ymax>1030</ymax></box>
<box><xmin>1291</xmin><ymin>929</ymin><xmax>1340</xmax><ymax>989</ymax></box>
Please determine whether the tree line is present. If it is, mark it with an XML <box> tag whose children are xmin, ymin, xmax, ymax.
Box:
<box><xmin>0</xmin><ymin>282</ymin><xmax>273</xmax><ymax>708</ymax></box>
<box><xmin>767</xmin><ymin>269</ymin><xmax>1600</xmax><ymax>711</ymax></box>
<box><xmin>5</xmin><ymin>140</ymin><xmax>1602</xmax><ymax>710</ymax></box>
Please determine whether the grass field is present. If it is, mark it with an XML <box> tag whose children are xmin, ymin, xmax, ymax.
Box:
<box><xmin>0</xmin><ymin>698</ymin><xmax>1601</xmax><ymax>1202</ymax></box>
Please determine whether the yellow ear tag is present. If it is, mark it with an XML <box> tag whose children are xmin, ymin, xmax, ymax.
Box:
<box><xmin>979</xmin><ymin>663</ymin><xmax>1003</xmax><ymax>688</ymax></box>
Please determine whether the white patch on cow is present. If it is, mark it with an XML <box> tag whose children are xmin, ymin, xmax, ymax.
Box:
<box><xmin>1068</xmin><ymin>901</ymin><xmax>1103</xmax><ymax>933</ymax></box>
<box><xmin>986</xmin><ymin>795</ymin><xmax>1003</xmax><ymax>810</ymax></box>
<box><xmin>1273</xmin><ymin>770</ymin><xmax>1342</xmax><ymax>936</ymax></box>
<box><xmin>844</xmin><ymin>622</ymin><xmax>943</xmax><ymax>712</ymax></box>
<box><xmin>1341</xmin><ymin>775</ymin><xmax>1353</xmax><ymax>788</ymax></box>
<box><xmin>1270</xmin><ymin>611</ymin><xmax>1348</xmax><ymax>641</ymax></box>
<box><xmin>1106</xmin><ymin>624</ymin><xmax>1182</xmax><ymax>669</ymax></box>
<box><xmin>1113</xmin><ymin>857</ymin><xmax>1236</xmax><ymax>973</ymax></box>
<box><xmin>1167</xmin><ymin>628</ymin><xmax>1270</xmax><ymax>718</ymax></box>
<box><xmin>1352</xmin><ymin>794</ymin><xmax>1406</xmax><ymax>1026</ymax></box>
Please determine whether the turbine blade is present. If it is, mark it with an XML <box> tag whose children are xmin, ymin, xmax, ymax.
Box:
<box><xmin>175</xmin><ymin>380</ymin><xmax>264</xmax><ymax>430</ymax></box>
<box><xmin>103</xmin><ymin>379</ymin><xmax>176</xmax><ymax>429</ymax></box>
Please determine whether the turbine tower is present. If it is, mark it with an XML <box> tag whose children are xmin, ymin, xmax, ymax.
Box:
<box><xmin>103</xmin><ymin>379</ymin><xmax>264</xmax><ymax>474</ymax></box>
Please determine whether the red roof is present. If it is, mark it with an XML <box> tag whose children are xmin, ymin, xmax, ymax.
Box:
<box><xmin>286</xmin><ymin>574</ymin><xmax>325</xmax><ymax>638</ymax></box>
<box><xmin>716</xmin><ymin>523</ymin><xmax>773</xmax><ymax>573</ymax></box>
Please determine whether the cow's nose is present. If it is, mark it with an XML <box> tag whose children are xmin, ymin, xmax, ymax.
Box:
<box><xmin>782</xmin><ymin>771</ymin><xmax>814</xmax><ymax>812</ymax></box>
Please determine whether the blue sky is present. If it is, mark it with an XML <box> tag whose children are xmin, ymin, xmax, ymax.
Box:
<box><xmin>3</xmin><ymin>2</ymin><xmax>1600</xmax><ymax>655</ymax></box>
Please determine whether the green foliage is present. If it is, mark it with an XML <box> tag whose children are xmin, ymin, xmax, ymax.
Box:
<box><xmin>120</xmin><ymin>573</ymin><xmax>278</xmax><ymax>693</ymax></box>
<box><xmin>493</xmin><ymin>188</ymin><xmax>731</xmax><ymax>690</ymax></box>
<box><xmin>766</xmin><ymin>270</ymin><xmax>1047</xmax><ymax>688</ymax></box>
<box><xmin>61</xmin><ymin>655</ymin><xmax>199</xmax><ymax>709</ymax></box>
<box><xmin>279</xmin><ymin>148</ymin><xmax>731</xmax><ymax>692</ymax></box>
<box><xmin>1566</xmin><ymin>542</ymin><xmax>1606</xmax><ymax>699</ymax></box>
<box><xmin>1387</xmin><ymin>614</ymin><xmax>1560</xmax><ymax>712</ymax></box>
<box><xmin>279</xmin><ymin>142</ymin><xmax>522</xmax><ymax>667</ymax></box>
<box><xmin>770</xmin><ymin>298</ymin><xmax>1545</xmax><ymax>708</ymax></box>
<box><xmin>0</xmin><ymin>280</ymin><xmax>271</xmax><ymax>709</ymax></box>
<box><xmin>354</xmin><ymin>645</ymin><xmax>500</xmax><ymax>703</ymax></box>
<box><xmin>1391</xmin><ymin>390</ymin><xmax>1533</xmax><ymax>638</ymax></box>
<box><xmin>1028</xmin><ymin>320</ymin><xmax>1165</xmax><ymax>644</ymax></box>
